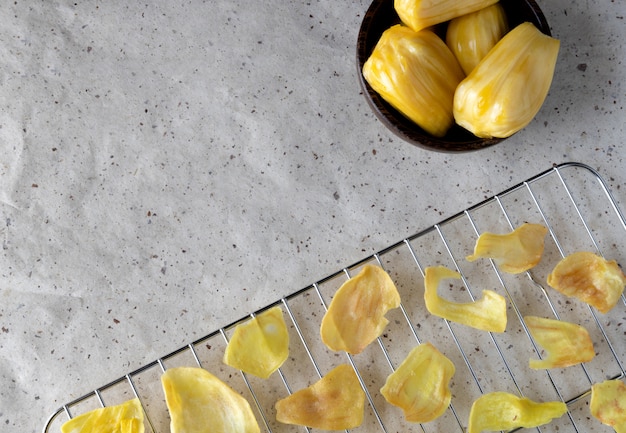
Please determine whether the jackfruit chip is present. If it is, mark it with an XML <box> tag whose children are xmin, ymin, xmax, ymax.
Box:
<box><xmin>381</xmin><ymin>342</ymin><xmax>455</xmax><ymax>423</ymax></box>
<box><xmin>466</xmin><ymin>223</ymin><xmax>548</xmax><ymax>274</ymax></box>
<box><xmin>468</xmin><ymin>392</ymin><xmax>567</xmax><ymax>433</ymax></box>
<box><xmin>61</xmin><ymin>398</ymin><xmax>144</xmax><ymax>433</ymax></box>
<box><xmin>547</xmin><ymin>251</ymin><xmax>626</xmax><ymax>313</ymax></box>
<box><xmin>275</xmin><ymin>364</ymin><xmax>365</xmax><ymax>430</ymax></box>
<box><xmin>161</xmin><ymin>367</ymin><xmax>260</xmax><ymax>433</ymax></box>
<box><xmin>224</xmin><ymin>306</ymin><xmax>289</xmax><ymax>378</ymax></box>
<box><xmin>320</xmin><ymin>264</ymin><xmax>401</xmax><ymax>354</ymax></box>
<box><xmin>525</xmin><ymin>315</ymin><xmax>595</xmax><ymax>369</ymax></box>
<box><xmin>424</xmin><ymin>265</ymin><xmax>507</xmax><ymax>332</ymax></box>
<box><xmin>591</xmin><ymin>379</ymin><xmax>626</xmax><ymax>433</ymax></box>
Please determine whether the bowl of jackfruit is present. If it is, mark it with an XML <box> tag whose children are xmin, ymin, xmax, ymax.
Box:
<box><xmin>357</xmin><ymin>0</ymin><xmax>559</xmax><ymax>152</ymax></box>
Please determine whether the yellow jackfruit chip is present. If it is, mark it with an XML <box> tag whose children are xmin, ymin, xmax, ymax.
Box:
<box><xmin>591</xmin><ymin>379</ymin><xmax>626</xmax><ymax>433</ymax></box>
<box><xmin>381</xmin><ymin>342</ymin><xmax>455</xmax><ymax>423</ymax></box>
<box><xmin>424</xmin><ymin>265</ymin><xmax>507</xmax><ymax>332</ymax></box>
<box><xmin>547</xmin><ymin>251</ymin><xmax>626</xmax><ymax>313</ymax></box>
<box><xmin>320</xmin><ymin>264</ymin><xmax>401</xmax><ymax>354</ymax></box>
<box><xmin>275</xmin><ymin>364</ymin><xmax>365</xmax><ymax>430</ymax></box>
<box><xmin>61</xmin><ymin>398</ymin><xmax>144</xmax><ymax>433</ymax></box>
<box><xmin>466</xmin><ymin>223</ymin><xmax>548</xmax><ymax>274</ymax></box>
<box><xmin>525</xmin><ymin>315</ymin><xmax>595</xmax><ymax>369</ymax></box>
<box><xmin>161</xmin><ymin>367</ymin><xmax>260</xmax><ymax>433</ymax></box>
<box><xmin>223</xmin><ymin>306</ymin><xmax>289</xmax><ymax>379</ymax></box>
<box><xmin>468</xmin><ymin>392</ymin><xmax>567</xmax><ymax>433</ymax></box>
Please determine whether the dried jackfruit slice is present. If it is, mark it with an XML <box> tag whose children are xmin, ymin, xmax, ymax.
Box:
<box><xmin>161</xmin><ymin>367</ymin><xmax>260</xmax><ymax>433</ymax></box>
<box><xmin>395</xmin><ymin>0</ymin><xmax>499</xmax><ymax>33</ymax></box>
<box><xmin>524</xmin><ymin>315</ymin><xmax>595</xmax><ymax>369</ymax></box>
<box><xmin>362</xmin><ymin>25</ymin><xmax>465</xmax><ymax>138</ymax></box>
<box><xmin>466</xmin><ymin>223</ymin><xmax>548</xmax><ymax>274</ymax></box>
<box><xmin>453</xmin><ymin>22</ymin><xmax>560</xmax><ymax>138</ymax></box>
<box><xmin>61</xmin><ymin>398</ymin><xmax>144</xmax><ymax>433</ymax></box>
<box><xmin>320</xmin><ymin>264</ymin><xmax>401</xmax><ymax>354</ymax></box>
<box><xmin>381</xmin><ymin>342</ymin><xmax>455</xmax><ymax>423</ymax></box>
<box><xmin>591</xmin><ymin>379</ymin><xmax>626</xmax><ymax>433</ymax></box>
<box><xmin>468</xmin><ymin>392</ymin><xmax>567</xmax><ymax>433</ymax></box>
<box><xmin>223</xmin><ymin>306</ymin><xmax>289</xmax><ymax>379</ymax></box>
<box><xmin>424</xmin><ymin>265</ymin><xmax>507</xmax><ymax>332</ymax></box>
<box><xmin>275</xmin><ymin>364</ymin><xmax>365</xmax><ymax>430</ymax></box>
<box><xmin>446</xmin><ymin>2</ymin><xmax>509</xmax><ymax>75</ymax></box>
<box><xmin>547</xmin><ymin>251</ymin><xmax>626</xmax><ymax>313</ymax></box>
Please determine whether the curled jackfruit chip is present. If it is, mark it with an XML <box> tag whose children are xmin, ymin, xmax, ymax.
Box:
<box><xmin>466</xmin><ymin>223</ymin><xmax>548</xmax><ymax>274</ymax></box>
<box><xmin>362</xmin><ymin>25</ymin><xmax>465</xmax><ymax>138</ymax></box>
<box><xmin>395</xmin><ymin>0</ymin><xmax>499</xmax><ymax>33</ymax></box>
<box><xmin>468</xmin><ymin>392</ymin><xmax>567</xmax><ymax>433</ymax></box>
<box><xmin>381</xmin><ymin>342</ymin><xmax>455</xmax><ymax>423</ymax></box>
<box><xmin>591</xmin><ymin>379</ymin><xmax>626</xmax><ymax>433</ymax></box>
<box><xmin>524</xmin><ymin>315</ymin><xmax>595</xmax><ymax>369</ymax></box>
<box><xmin>320</xmin><ymin>264</ymin><xmax>401</xmax><ymax>354</ymax></box>
<box><xmin>453</xmin><ymin>22</ymin><xmax>560</xmax><ymax>138</ymax></box>
<box><xmin>446</xmin><ymin>2</ymin><xmax>509</xmax><ymax>75</ymax></box>
<box><xmin>223</xmin><ymin>306</ymin><xmax>289</xmax><ymax>379</ymax></box>
<box><xmin>161</xmin><ymin>367</ymin><xmax>260</xmax><ymax>433</ymax></box>
<box><xmin>275</xmin><ymin>364</ymin><xmax>365</xmax><ymax>430</ymax></box>
<box><xmin>424</xmin><ymin>265</ymin><xmax>507</xmax><ymax>332</ymax></box>
<box><xmin>61</xmin><ymin>398</ymin><xmax>144</xmax><ymax>433</ymax></box>
<box><xmin>547</xmin><ymin>251</ymin><xmax>626</xmax><ymax>313</ymax></box>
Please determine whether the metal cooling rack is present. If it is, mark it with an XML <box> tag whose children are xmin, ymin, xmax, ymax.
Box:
<box><xmin>44</xmin><ymin>162</ymin><xmax>626</xmax><ymax>433</ymax></box>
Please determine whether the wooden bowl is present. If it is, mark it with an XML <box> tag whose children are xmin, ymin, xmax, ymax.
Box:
<box><xmin>356</xmin><ymin>0</ymin><xmax>552</xmax><ymax>152</ymax></box>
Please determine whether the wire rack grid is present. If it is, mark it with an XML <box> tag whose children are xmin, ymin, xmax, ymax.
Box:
<box><xmin>44</xmin><ymin>162</ymin><xmax>626</xmax><ymax>433</ymax></box>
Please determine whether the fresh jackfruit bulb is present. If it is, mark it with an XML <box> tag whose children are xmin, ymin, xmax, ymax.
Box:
<box><xmin>275</xmin><ymin>364</ymin><xmax>365</xmax><ymax>430</ymax></box>
<box><xmin>453</xmin><ymin>22</ymin><xmax>560</xmax><ymax>138</ymax></box>
<box><xmin>466</xmin><ymin>223</ymin><xmax>548</xmax><ymax>274</ymax></box>
<box><xmin>547</xmin><ymin>251</ymin><xmax>626</xmax><ymax>313</ymax></box>
<box><xmin>223</xmin><ymin>306</ymin><xmax>289</xmax><ymax>379</ymax></box>
<box><xmin>395</xmin><ymin>0</ymin><xmax>499</xmax><ymax>33</ymax></box>
<box><xmin>524</xmin><ymin>315</ymin><xmax>595</xmax><ymax>369</ymax></box>
<box><xmin>424</xmin><ymin>265</ymin><xmax>507</xmax><ymax>332</ymax></box>
<box><xmin>161</xmin><ymin>367</ymin><xmax>260</xmax><ymax>433</ymax></box>
<box><xmin>446</xmin><ymin>2</ymin><xmax>508</xmax><ymax>75</ymax></box>
<box><xmin>590</xmin><ymin>379</ymin><xmax>626</xmax><ymax>433</ymax></box>
<box><xmin>381</xmin><ymin>342</ymin><xmax>455</xmax><ymax>423</ymax></box>
<box><xmin>320</xmin><ymin>264</ymin><xmax>401</xmax><ymax>354</ymax></box>
<box><xmin>468</xmin><ymin>392</ymin><xmax>567</xmax><ymax>433</ymax></box>
<box><xmin>60</xmin><ymin>398</ymin><xmax>144</xmax><ymax>433</ymax></box>
<box><xmin>362</xmin><ymin>25</ymin><xmax>465</xmax><ymax>138</ymax></box>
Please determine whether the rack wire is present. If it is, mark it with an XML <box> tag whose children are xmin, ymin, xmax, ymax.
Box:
<box><xmin>44</xmin><ymin>162</ymin><xmax>626</xmax><ymax>433</ymax></box>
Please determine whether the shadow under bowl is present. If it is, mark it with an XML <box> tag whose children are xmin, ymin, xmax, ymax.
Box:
<box><xmin>356</xmin><ymin>0</ymin><xmax>552</xmax><ymax>153</ymax></box>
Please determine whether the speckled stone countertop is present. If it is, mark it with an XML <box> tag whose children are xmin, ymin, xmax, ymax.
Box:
<box><xmin>1</xmin><ymin>1</ymin><xmax>625</xmax><ymax>432</ymax></box>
